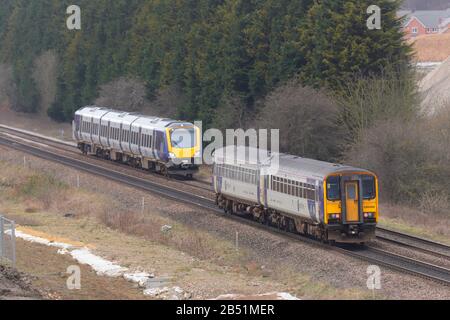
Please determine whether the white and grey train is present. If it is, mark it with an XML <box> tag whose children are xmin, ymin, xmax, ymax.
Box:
<box><xmin>73</xmin><ymin>106</ymin><xmax>202</xmax><ymax>177</ymax></box>
<box><xmin>213</xmin><ymin>147</ymin><xmax>379</xmax><ymax>243</ymax></box>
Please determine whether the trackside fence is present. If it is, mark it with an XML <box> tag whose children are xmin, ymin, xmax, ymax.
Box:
<box><xmin>0</xmin><ymin>215</ymin><xmax>16</xmax><ymax>268</ymax></box>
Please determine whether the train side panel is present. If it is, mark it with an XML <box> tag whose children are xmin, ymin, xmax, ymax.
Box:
<box><xmin>265</xmin><ymin>189</ymin><xmax>314</xmax><ymax>222</ymax></box>
<box><xmin>220</xmin><ymin>178</ymin><xmax>259</xmax><ymax>205</ymax></box>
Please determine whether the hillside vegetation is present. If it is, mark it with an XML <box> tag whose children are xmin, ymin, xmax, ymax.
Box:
<box><xmin>1</xmin><ymin>1</ymin><xmax>449</xmax><ymax>210</ymax></box>
<box><xmin>0</xmin><ymin>0</ymin><xmax>408</xmax><ymax>125</ymax></box>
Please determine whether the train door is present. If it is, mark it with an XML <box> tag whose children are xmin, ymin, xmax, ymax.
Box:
<box><xmin>259</xmin><ymin>174</ymin><xmax>267</xmax><ymax>207</ymax></box>
<box><xmin>155</xmin><ymin>131</ymin><xmax>167</xmax><ymax>161</ymax></box>
<box><xmin>345</xmin><ymin>181</ymin><xmax>359</xmax><ymax>222</ymax></box>
<box><xmin>73</xmin><ymin>114</ymin><xmax>81</xmax><ymax>141</ymax></box>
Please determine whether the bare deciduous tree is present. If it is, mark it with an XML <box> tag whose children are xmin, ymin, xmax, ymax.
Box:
<box><xmin>346</xmin><ymin>115</ymin><xmax>450</xmax><ymax>209</ymax></box>
<box><xmin>142</xmin><ymin>84</ymin><xmax>184</xmax><ymax>119</ymax></box>
<box><xmin>256</xmin><ymin>80</ymin><xmax>343</xmax><ymax>161</ymax></box>
<box><xmin>212</xmin><ymin>94</ymin><xmax>248</xmax><ymax>131</ymax></box>
<box><xmin>96</xmin><ymin>78</ymin><xmax>181</xmax><ymax>118</ymax></box>
<box><xmin>337</xmin><ymin>67</ymin><xmax>420</xmax><ymax>144</ymax></box>
<box><xmin>32</xmin><ymin>50</ymin><xmax>58</xmax><ymax>114</ymax></box>
<box><xmin>95</xmin><ymin>77</ymin><xmax>147</xmax><ymax>112</ymax></box>
<box><xmin>0</xmin><ymin>63</ymin><xmax>17</xmax><ymax>110</ymax></box>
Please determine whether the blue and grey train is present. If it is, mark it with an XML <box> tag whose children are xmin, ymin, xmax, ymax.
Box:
<box><xmin>73</xmin><ymin>106</ymin><xmax>202</xmax><ymax>177</ymax></box>
<box><xmin>212</xmin><ymin>147</ymin><xmax>379</xmax><ymax>244</ymax></box>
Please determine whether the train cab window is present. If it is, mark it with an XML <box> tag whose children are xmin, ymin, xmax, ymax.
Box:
<box><xmin>171</xmin><ymin>128</ymin><xmax>196</xmax><ymax>148</ymax></box>
<box><xmin>362</xmin><ymin>176</ymin><xmax>376</xmax><ymax>199</ymax></box>
<box><xmin>326</xmin><ymin>176</ymin><xmax>341</xmax><ymax>201</ymax></box>
<box><xmin>347</xmin><ymin>184</ymin><xmax>356</xmax><ymax>199</ymax></box>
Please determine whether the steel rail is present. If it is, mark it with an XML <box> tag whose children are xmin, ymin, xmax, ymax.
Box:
<box><xmin>0</xmin><ymin>133</ymin><xmax>449</xmax><ymax>286</ymax></box>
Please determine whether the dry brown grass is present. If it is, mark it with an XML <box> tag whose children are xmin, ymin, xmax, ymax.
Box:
<box><xmin>0</xmin><ymin>159</ymin><xmax>241</xmax><ymax>264</ymax></box>
<box><xmin>380</xmin><ymin>203</ymin><xmax>450</xmax><ymax>243</ymax></box>
<box><xmin>409</xmin><ymin>33</ymin><xmax>450</xmax><ymax>62</ymax></box>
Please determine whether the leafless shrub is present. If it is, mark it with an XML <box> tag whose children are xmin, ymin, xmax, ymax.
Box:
<box><xmin>426</xmin><ymin>106</ymin><xmax>450</xmax><ymax>162</ymax></box>
<box><xmin>96</xmin><ymin>77</ymin><xmax>147</xmax><ymax>111</ymax></box>
<box><xmin>212</xmin><ymin>94</ymin><xmax>248</xmax><ymax>131</ymax></box>
<box><xmin>0</xmin><ymin>63</ymin><xmax>17</xmax><ymax>109</ymax></box>
<box><xmin>96</xmin><ymin>78</ymin><xmax>182</xmax><ymax>118</ymax></box>
<box><xmin>337</xmin><ymin>67</ymin><xmax>419</xmax><ymax>144</ymax></box>
<box><xmin>346</xmin><ymin>117</ymin><xmax>450</xmax><ymax>205</ymax></box>
<box><xmin>142</xmin><ymin>84</ymin><xmax>184</xmax><ymax>119</ymax></box>
<box><xmin>419</xmin><ymin>191</ymin><xmax>449</xmax><ymax>215</ymax></box>
<box><xmin>256</xmin><ymin>80</ymin><xmax>343</xmax><ymax>160</ymax></box>
<box><xmin>32</xmin><ymin>51</ymin><xmax>58</xmax><ymax>114</ymax></box>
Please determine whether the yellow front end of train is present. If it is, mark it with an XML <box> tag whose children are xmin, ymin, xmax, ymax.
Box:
<box><xmin>323</xmin><ymin>172</ymin><xmax>379</xmax><ymax>243</ymax></box>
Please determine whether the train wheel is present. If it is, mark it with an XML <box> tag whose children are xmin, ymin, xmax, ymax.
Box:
<box><xmin>161</xmin><ymin>165</ymin><xmax>169</xmax><ymax>177</ymax></box>
<box><xmin>225</xmin><ymin>200</ymin><xmax>233</xmax><ymax>214</ymax></box>
<box><xmin>186</xmin><ymin>174</ymin><xmax>193</xmax><ymax>180</ymax></box>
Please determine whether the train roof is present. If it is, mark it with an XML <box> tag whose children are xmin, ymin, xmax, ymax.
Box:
<box><xmin>75</xmin><ymin>106</ymin><xmax>194</xmax><ymax>129</ymax></box>
<box><xmin>214</xmin><ymin>146</ymin><xmax>374</xmax><ymax>180</ymax></box>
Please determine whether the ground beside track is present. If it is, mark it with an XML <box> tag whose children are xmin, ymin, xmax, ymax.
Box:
<box><xmin>0</xmin><ymin>263</ymin><xmax>41</xmax><ymax>300</ymax></box>
<box><xmin>0</xmin><ymin>147</ymin><xmax>449</xmax><ymax>299</ymax></box>
<box><xmin>1</xmin><ymin>109</ymin><xmax>449</xmax><ymax>244</ymax></box>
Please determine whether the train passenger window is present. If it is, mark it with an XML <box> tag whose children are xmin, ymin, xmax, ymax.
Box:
<box><xmin>308</xmin><ymin>189</ymin><xmax>316</xmax><ymax>200</ymax></box>
<box><xmin>362</xmin><ymin>176</ymin><xmax>376</xmax><ymax>199</ymax></box>
<box><xmin>326</xmin><ymin>176</ymin><xmax>341</xmax><ymax>200</ymax></box>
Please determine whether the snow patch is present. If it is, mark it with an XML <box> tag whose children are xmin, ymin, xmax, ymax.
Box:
<box><xmin>70</xmin><ymin>248</ymin><xmax>128</xmax><ymax>277</ymax></box>
<box><xmin>124</xmin><ymin>272</ymin><xmax>155</xmax><ymax>287</ymax></box>
<box><xmin>213</xmin><ymin>292</ymin><xmax>300</xmax><ymax>300</ymax></box>
<box><xmin>12</xmin><ymin>229</ymin><xmax>161</xmax><ymax>295</ymax></box>
<box><xmin>276</xmin><ymin>292</ymin><xmax>300</xmax><ymax>300</ymax></box>
<box><xmin>13</xmin><ymin>230</ymin><xmax>72</xmax><ymax>250</ymax></box>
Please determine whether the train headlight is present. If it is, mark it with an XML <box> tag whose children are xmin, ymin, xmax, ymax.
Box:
<box><xmin>364</xmin><ymin>212</ymin><xmax>375</xmax><ymax>219</ymax></box>
<box><xmin>328</xmin><ymin>213</ymin><xmax>340</xmax><ymax>220</ymax></box>
<box><xmin>169</xmin><ymin>152</ymin><xmax>176</xmax><ymax>159</ymax></box>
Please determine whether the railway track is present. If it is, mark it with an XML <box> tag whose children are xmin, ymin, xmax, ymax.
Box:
<box><xmin>376</xmin><ymin>227</ymin><xmax>450</xmax><ymax>260</ymax></box>
<box><xmin>0</xmin><ymin>132</ymin><xmax>449</xmax><ymax>286</ymax></box>
<box><xmin>0</xmin><ymin>125</ymin><xmax>212</xmax><ymax>193</ymax></box>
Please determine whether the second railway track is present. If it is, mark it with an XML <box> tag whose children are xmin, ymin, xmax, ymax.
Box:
<box><xmin>1</xmin><ymin>129</ymin><xmax>449</xmax><ymax>286</ymax></box>
<box><xmin>376</xmin><ymin>227</ymin><xmax>450</xmax><ymax>260</ymax></box>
